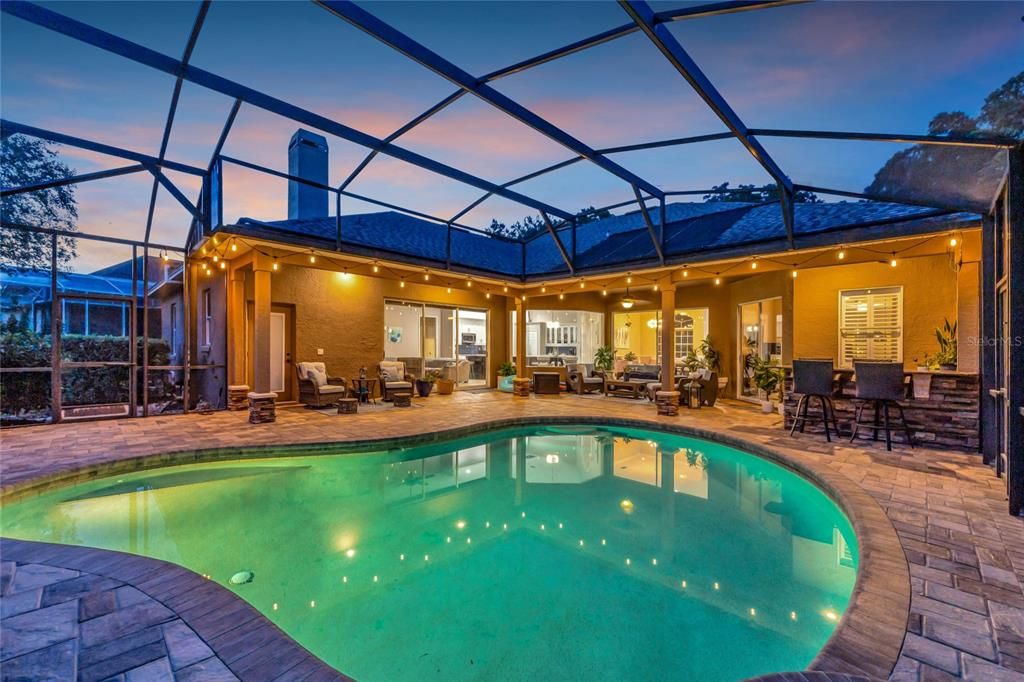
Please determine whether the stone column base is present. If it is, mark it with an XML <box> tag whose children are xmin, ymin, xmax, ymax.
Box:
<box><xmin>228</xmin><ymin>385</ymin><xmax>250</xmax><ymax>411</ymax></box>
<box><xmin>248</xmin><ymin>392</ymin><xmax>277</xmax><ymax>424</ymax></box>
<box><xmin>656</xmin><ymin>390</ymin><xmax>680</xmax><ymax>416</ymax></box>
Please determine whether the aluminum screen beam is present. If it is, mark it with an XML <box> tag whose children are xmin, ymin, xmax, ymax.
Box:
<box><xmin>540</xmin><ymin>211</ymin><xmax>575</xmax><ymax>274</ymax></box>
<box><xmin>1</xmin><ymin>119</ymin><xmax>206</xmax><ymax>176</ymax></box>
<box><xmin>144</xmin><ymin>0</ymin><xmax>211</xmax><ymax>245</ymax></box>
<box><xmin>315</xmin><ymin>0</ymin><xmax>665</xmax><ymax>200</ymax></box>
<box><xmin>2</xmin><ymin>164</ymin><xmax>147</xmax><ymax>198</ymax></box>
<box><xmin>749</xmin><ymin>128</ymin><xmax>1019</xmax><ymax>149</ymax></box>
<box><xmin>633</xmin><ymin>185</ymin><xmax>665</xmax><ymax>263</ymax></box>
<box><xmin>335</xmin><ymin>1</ymin><xmax>802</xmax><ymax>198</ymax></box>
<box><xmin>2</xmin><ymin>2</ymin><xmax>575</xmax><ymax>221</ymax></box>
<box><xmin>795</xmin><ymin>183</ymin><xmax>976</xmax><ymax>214</ymax></box>
<box><xmin>619</xmin><ymin>0</ymin><xmax>796</xmax><ymax>245</ymax></box>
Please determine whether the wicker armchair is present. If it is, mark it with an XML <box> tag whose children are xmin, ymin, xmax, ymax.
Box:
<box><xmin>295</xmin><ymin>362</ymin><xmax>348</xmax><ymax>408</ymax></box>
<box><xmin>378</xmin><ymin>360</ymin><xmax>415</xmax><ymax>401</ymax></box>
<box><xmin>567</xmin><ymin>363</ymin><xmax>604</xmax><ymax>395</ymax></box>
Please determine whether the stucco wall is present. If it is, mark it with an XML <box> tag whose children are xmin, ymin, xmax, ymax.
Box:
<box><xmin>793</xmin><ymin>255</ymin><xmax>960</xmax><ymax>369</ymax></box>
<box><xmin>240</xmin><ymin>266</ymin><xmax>507</xmax><ymax>397</ymax></box>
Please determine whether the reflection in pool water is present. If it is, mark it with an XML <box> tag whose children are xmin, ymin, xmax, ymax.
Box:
<box><xmin>2</xmin><ymin>425</ymin><xmax>857</xmax><ymax>681</ymax></box>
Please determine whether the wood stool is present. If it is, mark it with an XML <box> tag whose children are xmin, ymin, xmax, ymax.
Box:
<box><xmin>247</xmin><ymin>392</ymin><xmax>277</xmax><ymax>424</ymax></box>
<box><xmin>337</xmin><ymin>397</ymin><xmax>358</xmax><ymax>415</ymax></box>
<box><xmin>393</xmin><ymin>392</ymin><xmax>412</xmax><ymax>407</ymax></box>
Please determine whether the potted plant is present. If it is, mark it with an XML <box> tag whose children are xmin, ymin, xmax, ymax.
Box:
<box><xmin>594</xmin><ymin>345</ymin><xmax>616</xmax><ymax>377</ymax></box>
<box><xmin>623</xmin><ymin>351</ymin><xmax>638</xmax><ymax>363</ymax></box>
<box><xmin>415</xmin><ymin>371</ymin><xmax>438</xmax><ymax>398</ymax></box>
<box><xmin>752</xmin><ymin>357</ymin><xmax>783</xmax><ymax>414</ymax></box>
<box><xmin>700</xmin><ymin>336</ymin><xmax>728</xmax><ymax>390</ymax></box>
<box><xmin>930</xmin><ymin>318</ymin><xmax>958</xmax><ymax>371</ymax></box>
<box><xmin>497</xmin><ymin>361</ymin><xmax>516</xmax><ymax>392</ymax></box>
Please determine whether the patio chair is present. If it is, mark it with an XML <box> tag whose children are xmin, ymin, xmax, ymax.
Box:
<box><xmin>850</xmin><ymin>360</ymin><xmax>914</xmax><ymax>451</ymax></box>
<box><xmin>378</xmin><ymin>360</ymin><xmax>415</xmax><ymax>401</ymax></box>
<box><xmin>295</xmin><ymin>362</ymin><xmax>348</xmax><ymax>408</ymax></box>
<box><xmin>645</xmin><ymin>369</ymin><xmax>718</xmax><ymax>406</ymax></box>
<box><xmin>567</xmin><ymin>363</ymin><xmax>604</xmax><ymax>394</ymax></box>
<box><xmin>789</xmin><ymin>359</ymin><xmax>840</xmax><ymax>442</ymax></box>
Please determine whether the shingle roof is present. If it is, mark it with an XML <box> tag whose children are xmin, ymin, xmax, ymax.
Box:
<box><xmin>230</xmin><ymin>199</ymin><xmax>979</xmax><ymax>280</ymax></box>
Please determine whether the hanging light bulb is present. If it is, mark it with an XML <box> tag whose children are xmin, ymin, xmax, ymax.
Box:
<box><xmin>579</xmin><ymin>280</ymin><xmax>585</xmax><ymax>289</ymax></box>
<box><xmin>423</xmin><ymin>270</ymin><xmax>430</xmax><ymax>281</ymax></box>
<box><xmin>653</xmin><ymin>283</ymin><xmax>659</xmax><ymax>292</ymax></box>
<box><xmin>949</xmin><ymin>236</ymin><xmax>958</xmax><ymax>247</ymax></box>
<box><xmin>212</xmin><ymin>255</ymin><xmax>219</xmax><ymax>263</ymax></box>
<box><xmin>626</xmin><ymin>273</ymin><xmax>632</xmax><ymax>284</ymax></box>
<box><xmin>837</xmin><ymin>249</ymin><xmax>846</xmax><ymax>260</ymax></box>
<box><xmin>466</xmin><ymin>279</ymin><xmax>472</xmax><ymax>288</ymax></box>
<box><xmin>447</xmin><ymin>286</ymin><xmax>452</xmax><ymax>294</ymax></box>
<box><xmin>602</xmin><ymin>288</ymin><xmax>607</xmax><ymax>297</ymax></box>
<box><xmin>230</xmin><ymin>240</ymin><xmax>237</xmax><ymax>252</ymax></box>
<box><xmin>558</xmin><ymin>293</ymin><xmax>564</xmax><ymax>300</ymax></box>
<box><xmin>750</xmin><ymin>259</ymin><xmax>757</xmax><ymax>270</ymax></box>
<box><xmin>399</xmin><ymin>277</ymin><xmax>406</xmax><ymax>288</ymax></box>
<box><xmin>272</xmin><ymin>258</ymin><xmax>279</xmax><ymax>271</ymax></box>
<box><xmin>714</xmin><ymin>277</ymin><xmax>721</xmax><ymax>285</ymax></box>
<box><xmin>791</xmin><ymin>269</ymin><xmax>798</xmax><ymax>278</ymax></box>
<box><xmin>219</xmin><ymin>261</ymin><xmax>226</xmax><ymax>270</ymax></box>
<box><xmin>309</xmin><ymin>252</ymin><xmax>316</xmax><ymax>264</ymax></box>
<box><xmin>503</xmin><ymin>284</ymin><xmax>508</xmax><ymax>293</ymax></box>
<box><xmin>890</xmin><ymin>254</ymin><xmax>898</xmax><ymax>267</ymax></box>
<box><xmin>682</xmin><ymin>268</ymin><xmax>689</xmax><ymax>278</ymax></box>
<box><xmin>161</xmin><ymin>250</ymin><xmax>169</xmax><ymax>262</ymax></box>
<box><xmin>541</xmin><ymin>285</ymin><xmax>546</xmax><ymax>293</ymax></box>
<box><xmin>372</xmin><ymin>261</ymin><xmax>380</xmax><ymax>273</ymax></box>
<box><xmin>485</xmin><ymin>292</ymin><xmax>491</xmax><ymax>299</ymax></box>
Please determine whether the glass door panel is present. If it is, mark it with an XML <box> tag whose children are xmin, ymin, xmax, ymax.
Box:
<box><xmin>456</xmin><ymin>308</ymin><xmax>487</xmax><ymax>386</ymax></box>
<box><xmin>738</xmin><ymin>298</ymin><xmax>783</xmax><ymax>401</ymax></box>
<box><xmin>384</xmin><ymin>300</ymin><xmax>424</xmax><ymax>377</ymax></box>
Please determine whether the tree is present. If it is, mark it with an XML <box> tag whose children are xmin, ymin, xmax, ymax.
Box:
<box><xmin>865</xmin><ymin>70</ymin><xmax>1022</xmax><ymax>210</ymax></box>
<box><xmin>487</xmin><ymin>206</ymin><xmax>613</xmax><ymax>240</ymax></box>
<box><xmin>702</xmin><ymin>182</ymin><xmax>821</xmax><ymax>203</ymax></box>
<box><xmin>0</xmin><ymin>133</ymin><xmax>78</xmax><ymax>272</ymax></box>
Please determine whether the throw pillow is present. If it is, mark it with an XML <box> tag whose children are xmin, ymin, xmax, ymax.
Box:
<box><xmin>309</xmin><ymin>367</ymin><xmax>328</xmax><ymax>386</ymax></box>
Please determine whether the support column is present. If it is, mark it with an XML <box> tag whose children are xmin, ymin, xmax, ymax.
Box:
<box><xmin>660</xmin><ymin>283</ymin><xmax>676</xmax><ymax>387</ymax></box>
<box><xmin>1007</xmin><ymin>144</ymin><xmax>1023</xmax><ymax>516</ymax></box>
<box><xmin>252</xmin><ymin>255</ymin><xmax>273</xmax><ymax>395</ymax></box>
<box><xmin>515</xmin><ymin>296</ymin><xmax>527</xmax><ymax>377</ymax></box>
<box><xmin>228</xmin><ymin>268</ymin><xmax>247</xmax><ymax>386</ymax></box>
<box><xmin>980</xmin><ymin>215</ymin><xmax>997</xmax><ymax>466</ymax></box>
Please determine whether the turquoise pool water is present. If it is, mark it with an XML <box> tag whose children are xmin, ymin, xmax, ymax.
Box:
<box><xmin>1</xmin><ymin>425</ymin><xmax>857</xmax><ymax>681</ymax></box>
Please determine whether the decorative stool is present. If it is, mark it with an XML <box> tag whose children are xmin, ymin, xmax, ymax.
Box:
<box><xmin>655</xmin><ymin>391</ymin><xmax>680</xmax><ymax>416</ymax></box>
<box><xmin>247</xmin><ymin>392</ymin><xmax>277</xmax><ymax>424</ymax></box>
<box><xmin>337</xmin><ymin>397</ymin><xmax>358</xmax><ymax>415</ymax></box>
<box><xmin>512</xmin><ymin>378</ymin><xmax>531</xmax><ymax>397</ymax></box>
<box><xmin>228</xmin><ymin>384</ymin><xmax>250</xmax><ymax>411</ymax></box>
<box><xmin>393</xmin><ymin>392</ymin><xmax>412</xmax><ymax>408</ymax></box>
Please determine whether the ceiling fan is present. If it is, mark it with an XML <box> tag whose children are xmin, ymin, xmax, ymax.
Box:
<box><xmin>620</xmin><ymin>285</ymin><xmax>652</xmax><ymax>309</ymax></box>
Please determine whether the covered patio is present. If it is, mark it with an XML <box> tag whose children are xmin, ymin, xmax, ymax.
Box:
<box><xmin>1</xmin><ymin>1</ymin><xmax>1023</xmax><ymax>680</ymax></box>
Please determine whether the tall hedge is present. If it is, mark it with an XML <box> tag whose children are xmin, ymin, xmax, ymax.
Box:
<box><xmin>1</xmin><ymin>321</ymin><xmax>178</xmax><ymax>419</ymax></box>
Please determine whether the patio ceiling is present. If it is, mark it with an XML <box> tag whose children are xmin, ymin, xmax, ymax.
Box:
<box><xmin>1</xmin><ymin>0</ymin><xmax>1020</xmax><ymax>277</ymax></box>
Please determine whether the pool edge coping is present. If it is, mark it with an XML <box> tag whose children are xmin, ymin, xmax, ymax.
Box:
<box><xmin>0</xmin><ymin>415</ymin><xmax>909</xmax><ymax>681</ymax></box>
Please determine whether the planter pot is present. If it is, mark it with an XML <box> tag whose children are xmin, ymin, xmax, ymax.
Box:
<box><xmin>940</xmin><ymin>363</ymin><xmax>956</xmax><ymax>371</ymax></box>
<box><xmin>436</xmin><ymin>379</ymin><xmax>455</xmax><ymax>395</ymax></box>
<box><xmin>498</xmin><ymin>375</ymin><xmax>515</xmax><ymax>393</ymax></box>
<box><xmin>776</xmin><ymin>401</ymin><xmax>785</xmax><ymax>416</ymax></box>
<box><xmin>759</xmin><ymin>399</ymin><xmax>774</xmax><ymax>414</ymax></box>
<box><xmin>415</xmin><ymin>380</ymin><xmax>433</xmax><ymax>398</ymax></box>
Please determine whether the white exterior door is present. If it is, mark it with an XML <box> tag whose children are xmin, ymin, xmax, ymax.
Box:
<box><xmin>270</xmin><ymin>312</ymin><xmax>286</xmax><ymax>394</ymax></box>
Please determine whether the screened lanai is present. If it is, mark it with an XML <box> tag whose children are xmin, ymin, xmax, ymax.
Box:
<box><xmin>1</xmin><ymin>1</ymin><xmax>1022</xmax><ymax>513</ymax></box>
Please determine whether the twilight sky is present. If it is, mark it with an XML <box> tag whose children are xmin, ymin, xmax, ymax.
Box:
<box><xmin>2</xmin><ymin>0</ymin><xmax>1022</xmax><ymax>271</ymax></box>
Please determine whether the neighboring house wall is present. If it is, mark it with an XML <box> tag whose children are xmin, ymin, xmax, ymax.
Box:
<box><xmin>190</xmin><ymin>265</ymin><xmax>228</xmax><ymax>408</ymax></box>
<box><xmin>793</xmin><ymin>254</ymin><xmax>965</xmax><ymax>369</ymax></box>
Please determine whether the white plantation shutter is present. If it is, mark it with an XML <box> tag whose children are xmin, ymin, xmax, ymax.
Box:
<box><xmin>839</xmin><ymin>287</ymin><xmax>902</xmax><ymax>366</ymax></box>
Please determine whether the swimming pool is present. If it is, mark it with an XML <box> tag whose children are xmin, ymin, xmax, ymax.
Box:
<box><xmin>1</xmin><ymin>424</ymin><xmax>858</xmax><ymax>681</ymax></box>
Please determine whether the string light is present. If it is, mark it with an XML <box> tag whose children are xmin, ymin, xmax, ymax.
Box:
<box><xmin>219</xmin><ymin>261</ymin><xmax>226</xmax><ymax>270</ymax></box>
<box><xmin>750</xmin><ymin>259</ymin><xmax>757</xmax><ymax>270</ymax></box>
<box><xmin>626</xmin><ymin>273</ymin><xmax>632</xmax><ymax>284</ymax></box>
<box><xmin>541</xmin><ymin>285</ymin><xmax>546</xmax><ymax>293</ymax></box>
<box><xmin>653</xmin><ymin>283</ymin><xmax>659</xmax><ymax>292</ymax></box>
<box><xmin>466</xmin><ymin>279</ymin><xmax>472</xmax><ymax>288</ymax></box>
<box><xmin>272</xmin><ymin>258</ymin><xmax>279</xmax><ymax>271</ymax></box>
<box><xmin>230</xmin><ymin>240</ymin><xmax>237</xmax><ymax>252</ymax></box>
<box><xmin>949</xmin><ymin>236</ymin><xmax>958</xmax><ymax>247</ymax></box>
<box><xmin>372</xmin><ymin>261</ymin><xmax>380</xmax><ymax>273</ymax></box>
<box><xmin>837</xmin><ymin>248</ymin><xmax>846</xmax><ymax>260</ymax></box>
<box><xmin>578</xmin><ymin>280</ymin><xmax>585</xmax><ymax>289</ymax></box>
<box><xmin>558</xmin><ymin>293</ymin><xmax>564</xmax><ymax>300</ymax></box>
<box><xmin>791</xmin><ymin>269</ymin><xmax>798</xmax><ymax>278</ymax></box>
<box><xmin>161</xmin><ymin>250</ymin><xmax>169</xmax><ymax>262</ymax></box>
<box><xmin>212</xmin><ymin>255</ymin><xmax>219</xmax><ymax>263</ymax></box>
<box><xmin>447</xmin><ymin>286</ymin><xmax>452</xmax><ymax>294</ymax></box>
<box><xmin>714</xmin><ymin>277</ymin><xmax>721</xmax><ymax>285</ymax></box>
<box><xmin>485</xmin><ymin>292</ymin><xmax>491</xmax><ymax>299</ymax></box>
<box><xmin>423</xmin><ymin>270</ymin><xmax>430</xmax><ymax>281</ymax></box>
<box><xmin>503</xmin><ymin>284</ymin><xmax>509</xmax><ymax>293</ymax></box>
<box><xmin>399</xmin><ymin>277</ymin><xmax>406</xmax><ymax>288</ymax></box>
<box><xmin>682</xmin><ymin>266</ymin><xmax>689</xmax><ymax>278</ymax></box>
<box><xmin>890</xmin><ymin>253</ymin><xmax>898</xmax><ymax>268</ymax></box>
<box><xmin>308</xmin><ymin>252</ymin><xmax>316</xmax><ymax>264</ymax></box>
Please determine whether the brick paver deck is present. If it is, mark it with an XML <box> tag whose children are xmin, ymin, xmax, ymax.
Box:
<box><xmin>2</xmin><ymin>391</ymin><xmax>1022</xmax><ymax>681</ymax></box>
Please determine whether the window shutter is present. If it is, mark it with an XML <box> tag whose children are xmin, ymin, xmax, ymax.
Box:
<box><xmin>839</xmin><ymin>287</ymin><xmax>902</xmax><ymax>365</ymax></box>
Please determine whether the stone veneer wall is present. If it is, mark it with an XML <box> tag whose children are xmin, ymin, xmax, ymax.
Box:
<box><xmin>783</xmin><ymin>372</ymin><xmax>980</xmax><ymax>452</ymax></box>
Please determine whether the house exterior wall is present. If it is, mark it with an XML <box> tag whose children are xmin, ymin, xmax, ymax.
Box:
<box><xmin>793</xmin><ymin>254</ymin><xmax>962</xmax><ymax>369</ymax></box>
<box><xmin>238</xmin><ymin>265</ymin><xmax>507</xmax><ymax>398</ymax></box>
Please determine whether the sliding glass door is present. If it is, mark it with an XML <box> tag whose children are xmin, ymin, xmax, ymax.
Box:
<box><xmin>385</xmin><ymin>300</ymin><xmax>488</xmax><ymax>387</ymax></box>
<box><xmin>737</xmin><ymin>297</ymin><xmax>783</xmax><ymax>401</ymax></box>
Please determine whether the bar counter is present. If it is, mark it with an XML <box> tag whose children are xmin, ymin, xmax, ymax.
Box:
<box><xmin>782</xmin><ymin>368</ymin><xmax>980</xmax><ymax>452</ymax></box>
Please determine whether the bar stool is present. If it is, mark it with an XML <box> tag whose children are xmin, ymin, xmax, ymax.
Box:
<box><xmin>789</xmin><ymin>359</ymin><xmax>840</xmax><ymax>442</ymax></box>
<box><xmin>850</xmin><ymin>361</ymin><xmax>914</xmax><ymax>451</ymax></box>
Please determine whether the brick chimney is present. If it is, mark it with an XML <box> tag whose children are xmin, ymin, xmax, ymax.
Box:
<box><xmin>288</xmin><ymin>129</ymin><xmax>329</xmax><ymax>220</ymax></box>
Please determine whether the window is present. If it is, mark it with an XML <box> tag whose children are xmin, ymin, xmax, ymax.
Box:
<box><xmin>202</xmin><ymin>289</ymin><xmax>212</xmax><ymax>347</ymax></box>
<box><xmin>839</xmin><ymin>287</ymin><xmax>902</xmax><ymax>366</ymax></box>
<box><xmin>614</xmin><ymin>308</ymin><xmax>708</xmax><ymax>364</ymax></box>
<box><xmin>510</xmin><ymin>310</ymin><xmax>604</xmax><ymax>366</ymax></box>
